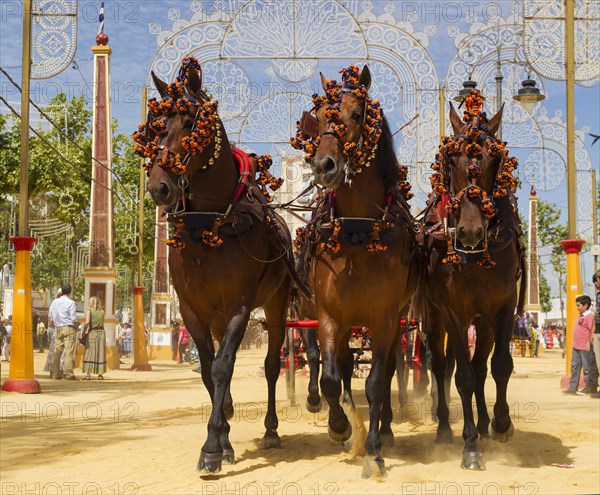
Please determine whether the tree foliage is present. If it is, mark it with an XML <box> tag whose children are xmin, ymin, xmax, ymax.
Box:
<box><xmin>536</xmin><ymin>200</ymin><xmax>568</xmax><ymax>317</ymax></box>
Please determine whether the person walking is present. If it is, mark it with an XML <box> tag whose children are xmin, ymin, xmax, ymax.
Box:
<box><xmin>563</xmin><ymin>295</ymin><xmax>599</xmax><ymax>395</ymax></box>
<box><xmin>177</xmin><ymin>322</ymin><xmax>189</xmax><ymax>364</ymax></box>
<box><xmin>36</xmin><ymin>318</ymin><xmax>46</xmax><ymax>353</ymax></box>
<box><xmin>120</xmin><ymin>323</ymin><xmax>132</xmax><ymax>357</ymax></box>
<box><xmin>1</xmin><ymin>317</ymin><xmax>12</xmax><ymax>362</ymax></box>
<box><xmin>44</xmin><ymin>288</ymin><xmax>61</xmax><ymax>377</ymax></box>
<box><xmin>82</xmin><ymin>296</ymin><xmax>107</xmax><ymax>380</ymax></box>
<box><xmin>49</xmin><ymin>284</ymin><xmax>79</xmax><ymax>380</ymax></box>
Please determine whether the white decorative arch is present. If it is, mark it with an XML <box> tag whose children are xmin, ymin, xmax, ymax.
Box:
<box><xmin>145</xmin><ymin>0</ymin><xmax>439</xmax><ymax>194</ymax></box>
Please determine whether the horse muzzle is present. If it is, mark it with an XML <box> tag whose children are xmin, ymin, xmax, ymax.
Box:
<box><xmin>148</xmin><ymin>179</ymin><xmax>179</xmax><ymax>207</ymax></box>
<box><xmin>456</xmin><ymin>226</ymin><xmax>484</xmax><ymax>249</ymax></box>
<box><xmin>311</xmin><ymin>155</ymin><xmax>345</xmax><ymax>189</ymax></box>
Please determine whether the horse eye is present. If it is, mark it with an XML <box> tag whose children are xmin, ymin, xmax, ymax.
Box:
<box><xmin>183</xmin><ymin>120</ymin><xmax>194</xmax><ymax>130</ymax></box>
<box><xmin>351</xmin><ymin>111</ymin><xmax>362</xmax><ymax>122</ymax></box>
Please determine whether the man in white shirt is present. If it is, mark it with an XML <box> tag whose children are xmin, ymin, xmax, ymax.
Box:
<box><xmin>49</xmin><ymin>284</ymin><xmax>78</xmax><ymax>380</ymax></box>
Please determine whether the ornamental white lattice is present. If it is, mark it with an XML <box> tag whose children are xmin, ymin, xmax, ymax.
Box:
<box><xmin>523</xmin><ymin>0</ymin><xmax>600</xmax><ymax>82</ymax></box>
<box><xmin>31</xmin><ymin>0</ymin><xmax>78</xmax><ymax>79</ymax></box>
<box><xmin>146</xmin><ymin>0</ymin><xmax>437</xmax><ymax>200</ymax></box>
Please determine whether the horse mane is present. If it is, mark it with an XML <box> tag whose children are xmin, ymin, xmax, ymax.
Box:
<box><xmin>375</xmin><ymin>109</ymin><xmax>400</xmax><ymax>192</ymax></box>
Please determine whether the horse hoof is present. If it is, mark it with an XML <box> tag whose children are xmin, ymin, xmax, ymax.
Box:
<box><xmin>435</xmin><ymin>428</ymin><xmax>453</xmax><ymax>444</ymax></box>
<box><xmin>361</xmin><ymin>455</ymin><xmax>387</xmax><ymax>479</ymax></box>
<box><xmin>197</xmin><ymin>450</ymin><xmax>223</xmax><ymax>473</ymax></box>
<box><xmin>224</xmin><ymin>403</ymin><xmax>234</xmax><ymax>420</ymax></box>
<box><xmin>380</xmin><ymin>432</ymin><xmax>395</xmax><ymax>448</ymax></box>
<box><xmin>461</xmin><ymin>451</ymin><xmax>485</xmax><ymax>471</ymax></box>
<box><xmin>328</xmin><ymin>422</ymin><xmax>352</xmax><ymax>443</ymax></box>
<box><xmin>223</xmin><ymin>448</ymin><xmax>235</xmax><ymax>465</ymax></box>
<box><xmin>263</xmin><ymin>433</ymin><xmax>281</xmax><ymax>449</ymax></box>
<box><xmin>491</xmin><ymin>418</ymin><xmax>514</xmax><ymax>443</ymax></box>
<box><xmin>306</xmin><ymin>397</ymin><xmax>322</xmax><ymax>413</ymax></box>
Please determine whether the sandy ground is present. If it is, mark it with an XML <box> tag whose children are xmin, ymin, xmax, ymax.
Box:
<box><xmin>1</xmin><ymin>346</ymin><xmax>599</xmax><ymax>495</ymax></box>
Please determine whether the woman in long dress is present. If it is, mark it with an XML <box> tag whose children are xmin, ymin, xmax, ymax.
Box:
<box><xmin>82</xmin><ymin>296</ymin><xmax>107</xmax><ymax>380</ymax></box>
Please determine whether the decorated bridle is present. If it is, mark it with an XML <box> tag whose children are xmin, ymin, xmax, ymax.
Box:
<box><xmin>291</xmin><ymin>65</ymin><xmax>413</xmax><ymax>255</ymax></box>
<box><xmin>430</xmin><ymin>89</ymin><xmax>518</xmax><ymax>268</ymax></box>
<box><xmin>290</xmin><ymin>65</ymin><xmax>411</xmax><ymax>199</ymax></box>
<box><xmin>132</xmin><ymin>56</ymin><xmax>222</xmax><ymax>178</ymax></box>
<box><xmin>132</xmin><ymin>56</ymin><xmax>283</xmax><ymax>250</ymax></box>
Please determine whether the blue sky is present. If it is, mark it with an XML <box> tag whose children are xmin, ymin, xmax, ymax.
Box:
<box><xmin>1</xmin><ymin>0</ymin><xmax>599</xmax><ymax>296</ymax></box>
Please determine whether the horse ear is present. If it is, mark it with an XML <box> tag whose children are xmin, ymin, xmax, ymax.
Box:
<box><xmin>449</xmin><ymin>102</ymin><xmax>464</xmax><ymax>135</ymax></box>
<box><xmin>320</xmin><ymin>72</ymin><xmax>328</xmax><ymax>92</ymax></box>
<box><xmin>186</xmin><ymin>67</ymin><xmax>202</xmax><ymax>98</ymax></box>
<box><xmin>151</xmin><ymin>71</ymin><xmax>169</xmax><ymax>98</ymax></box>
<box><xmin>487</xmin><ymin>103</ymin><xmax>504</xmax><ymax>136</ymax></box>
<box><xmin>359</xmin><ymin>65</ymin><xmax>371</xmax><ymax>91</ymax></box>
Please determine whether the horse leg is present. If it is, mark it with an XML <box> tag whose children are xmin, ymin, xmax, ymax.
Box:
<box><xmin>448</xmin><ymin>328</ymin><xmax>483</xmax><ymax>470</ymax></box>
<box><xmin>395</xmin><ymin>339</ymin><xmax>409</xmax><ymax>408</ymax></box>
<box><xmin>198</xmin><ymin>305</ymin><xmax>249</xmax><ymax>474</ymax></box>
<box><xmin>415</xmin><ymin>334</ymin><xmax>430</xmax><ymax>397</ymax></box>
<box><xmin>445</xmin><ymin>342</ymin><xmax>455</xmax><ymax>403</ymax></box>
<box><xmin>491</xmin><ymin>306</ymin><xmax>515</xmax><ymax>442</ymax></box>
<box><xmin>362</xmin><ymin>323</ymin><xmax>394</xmax><ymax>479</ymax></box>
<box><xmin>338</xmin><ymin>336</ymin><xmax>354</xmax><ymax>404</ymax></box>
<box><xmin>318</xmin><ymin>318</ymin><xmax>351</xmax><ymax>443</ymax></box>
<box><xmin>303</xmin><ymin>328</ymin><xmax>322</xmax><ymax>412</ymax></box>
<box><xmin>471</xmin><ymin>327</ymin><xmax>494</xmax><ymax>439</ymax></box>
<box><xmin>210</xmin><ymin>317</ymin><xmax>235</xmax><ymax>420</ymax></box>
<box><xmin>262</xmin><ymin>286</ymin><xmax>290</xmax><ymax>449</ymax></box>
<box><xmin>380</xmin><ymin>337</ymin><xmax>399</xmax><ymax>447</ymax></box>
<box><xmin>427</xmin><ymin>332</ymin><xmax>453</xmax><ymax>443</ymax></box>
<box><xmin>181</xmin><ymin>303</ymin><xmax>235</xmax><ymax>424</ymax></box>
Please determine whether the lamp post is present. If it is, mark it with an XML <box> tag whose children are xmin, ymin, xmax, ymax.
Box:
<box><xmin>3</xmin><ymin>0</ymin><xmax>41</xmax><ymax>394</ymax></box>
<box><xmin>559</xmin><ymin>0</ymin><xmax>585</xmax><ymax>387</ymax></box>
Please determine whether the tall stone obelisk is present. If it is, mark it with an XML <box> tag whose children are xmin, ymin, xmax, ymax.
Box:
<box><xmin>148</xmin><ymin>207</ymin><xmax>173</xmax><ymax>360</ymax></box>
<box><xmin>525</xmin><ymin>186</ymin><xmax>542</xmax><ymax>325</ymax></box>
<box><xmin>82</xmin><ymin>27</ymin><xmax>119</xmax><ymax>369</ymax></box>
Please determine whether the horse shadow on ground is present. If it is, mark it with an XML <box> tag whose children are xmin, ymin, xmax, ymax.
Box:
<box><xmin>382</xmin><ymin>429</ymin><xmax>574</xmax><ymax>469</ymax></box>
<box><xmin>200</xmin><ymin>431</ymin><xmax>362</xmax><ymax>479</ymax></box>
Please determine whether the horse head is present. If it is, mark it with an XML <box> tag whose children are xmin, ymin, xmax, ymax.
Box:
<box><xmin>133</xmin><ymin>57</ymin><xmax>225</xmax><ymax>209</ymax></box>
<box><xmin>436</xmin><ymin>92</ymin><xmax>507</xmax><ymax>250</ymax></box>
<box><xmin>292</xmin><ymin>65</ymin><xmax>391</xmax><ymax>191</ymax></box>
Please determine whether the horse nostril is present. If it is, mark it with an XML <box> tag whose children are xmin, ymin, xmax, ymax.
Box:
<box><xmin>474</xmin><ymin>228</ymin><xmax>484</xmax><ymax>241</ymax></box>
<box><xmin>322</xmin><ymin>158</ymin><xmax>336</xmax><ymax>174</ymax></box>
<box><xmin>457</xmin><ymin>226</ymin><xmax>466</xmax><ymax>240</ymax></box>
<box><xmin>159</xmin><ymin>182</ymin><xmax>171</xmax><ymax>199</ymax></box>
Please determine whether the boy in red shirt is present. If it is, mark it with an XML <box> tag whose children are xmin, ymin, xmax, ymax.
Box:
<box><xmin>563</xmin><ymin>295</ymin><xmax>599</xmax><ymax>395</ymax></box>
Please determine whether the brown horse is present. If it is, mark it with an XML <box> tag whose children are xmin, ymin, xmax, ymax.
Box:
<box><xmin>291</xmin><ymin>65</ymin><xmax>419</xmax><ymax>477</ymax></box>
<box><xmin>136</xmin><ymin>57</ymin><xmax>296</xmax><ymax>474</ymax></box>
<box><xmin>420</xmin><ymin>91</ymin><xmax>526</xmax><ymax>470</ymax></box>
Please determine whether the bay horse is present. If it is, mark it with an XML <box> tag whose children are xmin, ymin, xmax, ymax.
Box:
<box><xmin>420</xmin><ymin>90</ymin><xmax>526</xmax><ymax>470</ymax></box>
<box><xmin>134</xmin><ymin>57</ymin><xmax>300</xmax><ymax>474</ymax></box>
<box><xmin>291</xmin><ymin>65</ymin><xmax>419</xmax><ymax>477</ymax></box>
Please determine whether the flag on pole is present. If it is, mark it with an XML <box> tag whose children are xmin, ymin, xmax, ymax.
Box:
<box><xmin>98</xmin><ymin>1</ymin><xmax>105</xmax><ymax>35</ymax></box>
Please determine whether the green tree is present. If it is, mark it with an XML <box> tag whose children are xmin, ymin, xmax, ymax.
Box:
<box><xmin>537</xmin><ymin>201</ymin><xmax>568</xmax><ymax>326</ymax></box>
<box><xmin>539</xmin><ymin>269</ymin><xmax>553</xmax><ymax>314</ymax></box>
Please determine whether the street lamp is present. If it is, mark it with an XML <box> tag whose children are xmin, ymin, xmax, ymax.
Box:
<box><xmin>453</xmin><ymin>77</ymin><xmax>478</xmax><ymax>103</ymax></box>
<box><xmin>513</xmin><ymin>76</ymin><xmax>546</xmax><ymax>114</ymax></box>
